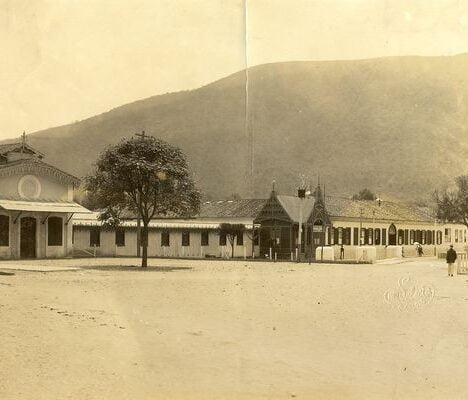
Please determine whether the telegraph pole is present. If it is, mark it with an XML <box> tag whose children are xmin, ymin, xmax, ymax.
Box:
<box><xmin>135</xmin><ymin>131</ymin><xmax>147</xmax><ymax>257</ymax></box>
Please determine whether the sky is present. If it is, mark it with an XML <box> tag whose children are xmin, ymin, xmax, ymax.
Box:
<box><xmin>1</xmin><ymin>0</ymin><xmax>468</xmax><ymax>139</ymax></box>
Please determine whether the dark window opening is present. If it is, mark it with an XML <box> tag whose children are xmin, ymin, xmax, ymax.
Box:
<box><xmin>237</xmin><ymin>233</ymin><xmax>243</xmax><ymax>246</ymax></box>
<box><xmin>161</xmin><ymin>231</ymin><xmax>170</xmax><ymax>247</ymax></box>
<box><xmin>115</xmin><ymin>227</ymin><xmax>125</xmax><ymax>247</ymax></box>
<box><xmin>90</xmin><ymin>227</ymin><xmax>100</xmax><ymax>247</ymax></box>
<box><xmin>201</xmin><ymin>231</ymin><xmax>209</xmax><ymax>246</ymax></box>
<box><xmin>48</xmin><ymin>216</ymin><xmax>63</xmax><ymax>246</ymax></box>
<box><xmin>219</xmin><ymin>232</ymin><xmax>227</xmax><ymax>246</ymax></box>
<box><xmin>182</xmin><ymin>231</ymin><xmax>190</xmax><ymax>247</ymax></box>
<box><xmin>0</xmin><ymin>215</ymin><xmax>9</xmax><ymax>246</ymax></box>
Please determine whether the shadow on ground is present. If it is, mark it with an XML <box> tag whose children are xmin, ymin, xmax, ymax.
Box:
<box><xmin>0</xmin><ymin>271</ymin><xmax>15</xmax><ymax>276</ymax></box>
<box><xmin>79</xmin><ymin>265</ymin><xmax>193</xmax><ymax>272</ymax></box>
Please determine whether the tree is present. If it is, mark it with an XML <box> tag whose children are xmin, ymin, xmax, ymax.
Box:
<box><xmin>434</xmin><ymin>175</ymin><xmax>468</xmax><ymax>227</ymax></box>
<box><xmin>85</xmin><ymin>135</ymin><xmax>200</xmax><ymax>268</ymax></box>
<box><xmin>352</xmin><ymin>188</ymin><xmax>376</xmax><ymax>200</ymax></box>
<box><xmin>219</xmin><ymin>223</ymin><xmax>245</xmax><ymax>258</ymax></box>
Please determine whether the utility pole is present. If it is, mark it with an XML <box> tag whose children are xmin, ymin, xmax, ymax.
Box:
<box><xmin>135</xmin><ymin>131</ymin><xmax>147</xmax><ymax>258</ymax></box>
<box><xmin>359</xmin><ymin>208</ymin><xmax>363</xmax><ymax>246</ymax></box>
<box><xmin>297</xmin><ymin>187</ymin><xmax>306</xmax><ymax>262</ymax></box>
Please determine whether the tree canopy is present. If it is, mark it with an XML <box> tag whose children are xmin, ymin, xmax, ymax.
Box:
<box><xmin>434</xmin><ymin>175</ymin><xmax>468</xmax><ymax>227</ymax></box>
<box><xmin>219</xmin><ymin>223</ymin><xmax>245</xmax><ymax>258</ymax></box>
<box><xmin>85</xmin><ymin>135</ymin><xmax>200</xmax><ymax>267</ymax></box>
<box><xmin>351</xmin><ymin>188</ymin><xmax>376</xmax><ymax>201</ymax></box>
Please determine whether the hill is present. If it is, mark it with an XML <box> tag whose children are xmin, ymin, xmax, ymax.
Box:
<box><xmin>9</xmin><ymin>54</ymin><xmax>468</xmax><ymax>201</ymax></box>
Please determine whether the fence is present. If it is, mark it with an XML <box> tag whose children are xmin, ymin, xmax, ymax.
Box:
<box><xmin>457</xmin><ymin>253</ymin><xmax>468</xmax><ymax>274</ymax></box>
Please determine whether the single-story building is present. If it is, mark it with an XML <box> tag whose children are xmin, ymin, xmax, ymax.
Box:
<box><xmin>72</xmin><ymin>185</ymin><xmax>466</xmax><ymax>261</ymax></box>
<box><xmin>0</xmin><ymin>138</ymin><xmax>91</xmax><ymax>259</ymax></box>
<box><xmin>72</xmin><ymin>199</ymin><xmax>266</xmax><ymax>258</ymax></box>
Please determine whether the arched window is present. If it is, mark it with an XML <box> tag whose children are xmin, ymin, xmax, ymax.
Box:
<box><xmin>48</xmin><ymin>217</ymin><xmax>63</xmax><ymax>246</ymax></box>
<box><xmin>437</xmin><ymin>230</ymin><xmax>443</xmax><ymax>245</ymax></box>
<box><xmin>421</xmin><ymin>230</ymin><xmax>426</xmax><ymax>245</ymax></box>
<box><xmin>0</xmin><ymin>215</ymin><xmax>9</xmax><ymax>246</ymax></box>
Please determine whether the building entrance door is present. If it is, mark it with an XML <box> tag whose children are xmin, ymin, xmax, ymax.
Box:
<box><xmin>388</xmin><ymin>224</ymin><xmax>397</xmax><ymax>246</ymax></box>
<box><xmin>20</xmin><ymin>217</ymin><xmax>37</xmax><ymax>258</ymax></box>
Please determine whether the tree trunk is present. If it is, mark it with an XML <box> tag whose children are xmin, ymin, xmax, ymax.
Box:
<box><xmin>141</xmin><ymin>223</ymin><xmax>149</xmax><ymax>268</ymax></box>
<box><xmin>231</xmin><ymin>237</ymin><xmax>235</xmax><ymax>259</ymax></box>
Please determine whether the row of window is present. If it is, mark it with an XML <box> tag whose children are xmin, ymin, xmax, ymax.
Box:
<box><xmin>446</xmin><ymin>228</ymin><xmax>467</xmax><ymax>243</ymax></box>
<box><xmin>328</xmin><ymin>227</ymin><xmax>445</xmax><ymax>246</ymax></box>
<box><xmin>0</xmin><ymin>215</ymin><xmax>63</xmax><ymax>247</ymax></box>
<box><xmin>87</xmin><ymin>228</ymin><xmax>244</xmax><ymax>248</ymax></box>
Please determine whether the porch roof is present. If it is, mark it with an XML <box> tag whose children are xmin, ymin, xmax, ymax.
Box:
<box><xmin>0</xmin><ymin>199</ymin><xmax>92</xmax><ymax>214</ymax></box>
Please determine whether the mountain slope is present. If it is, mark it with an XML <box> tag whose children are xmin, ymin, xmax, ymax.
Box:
<box><xmin>11</xmin><ymin>54</ymin><xmax>468</xmax><ymax>201</ymax></box>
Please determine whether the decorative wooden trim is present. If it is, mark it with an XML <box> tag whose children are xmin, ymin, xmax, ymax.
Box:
<box><xmin>0</xmin><ymin>161</ymin><xmax>80</xmax><ymax>186</ymax></box>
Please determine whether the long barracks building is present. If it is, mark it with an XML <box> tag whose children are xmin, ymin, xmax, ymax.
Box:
<box><xmin>72</xmin><ymin>185</ymin><xmax>466</xmax><ymax>261</ymax></box>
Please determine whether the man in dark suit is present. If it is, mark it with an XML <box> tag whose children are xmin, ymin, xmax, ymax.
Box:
<box><xmin>446</xmin><ymin>245</ymin><xmax>457</xmax><ymax>277</ymax></box>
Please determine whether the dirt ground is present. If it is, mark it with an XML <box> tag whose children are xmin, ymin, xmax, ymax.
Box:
<box><xmin>1</xmin><ymin>257</ymin><xmax>467</xmax><ymax>400</ymax></box>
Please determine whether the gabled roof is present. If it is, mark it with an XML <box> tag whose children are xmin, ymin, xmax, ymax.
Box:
<box><xmin>0</xmin><ymin>158</ymin><xmax>80</xmax><ymax>186</ymax></box>
<box><xmin>323</xmin><ymin>196</ymin><xmax>434</xmax><ymax>223</ymax></box>
<box><xmin>0</xmin><ymin>142</ymin><xmax>44</xmax><ymax>158</ymax></box>
<box><xmin>198</xmin><ymin>199</ymin><xmax>267</xmax><ymax>218</ymax></box>
<box><xmin>276</xmin><ymin>195</ymin><xmax>315</xmax><ymax>223</ymax></box>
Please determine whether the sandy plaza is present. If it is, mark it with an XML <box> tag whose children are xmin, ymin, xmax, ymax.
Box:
<box><xmin>1</xmin><ymin>256</ymin><xmax>467</xmax><ymax>400</ymax></box>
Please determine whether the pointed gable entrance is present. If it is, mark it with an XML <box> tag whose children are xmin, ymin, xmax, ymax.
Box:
<box><xmin>306</xmin><ymin>184</ymin><xmax>332</xmax><ymax>259</ymax></box>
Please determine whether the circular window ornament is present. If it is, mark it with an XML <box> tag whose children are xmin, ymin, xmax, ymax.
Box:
<box><xmin>18</xmin><ymin>175</ymin><xmax>42</xmax><ymax>200</ymax></box>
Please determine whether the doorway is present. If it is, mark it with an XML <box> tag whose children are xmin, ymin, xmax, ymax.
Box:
<box><xmin>20</xmin><ymin>217</ymin><xmax>37</xmax><ymax>258</ymax></box>
<box><xmin>388</xmin><ymin>223</ymin><xmax>397</xmax><ymax>246</ymax></box>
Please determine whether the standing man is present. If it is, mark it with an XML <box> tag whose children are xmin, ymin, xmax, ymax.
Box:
<box><xmin>446</xmin><ymin>244</ymin><xmax>457</xmax><ymax>277</ymax></box>
<box><xmin>340</xmin><ymin>244</ymin><xmax>345</xmax><ymax>260</ymax></box>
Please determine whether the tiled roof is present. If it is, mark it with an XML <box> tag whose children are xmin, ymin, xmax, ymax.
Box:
<box><xmin>323</xmin><ymin>196</ymin><xmax>434</xmax><ymax>223</ymax></box>
<box><xmin>115</xmin><ymin>199</ymin><xmax>267</xmax><ymax>220</ymax></box>
<box><xmin>276</xmin><ymin>195</ymin><xmax>314</xmax><ymax>223</ymax></box>
<box><xmin>198</xmin><ymin>199</ymin><xmax>268</xmax><ymax>218</ymax></box>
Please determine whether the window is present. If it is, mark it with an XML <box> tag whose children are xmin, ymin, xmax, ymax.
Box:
<box><xmin>219</xmin><ymin>232</ymin><xmax>227</xmax><ymax>246</ymax></box>
<box><xmin>375</xmin><ymin>228</ymin><xmax>381</xmax><ymax>245</ymax></box>
<box><xmin>0</xmin><ymin>215</ymin><xmax>9</xmax><ymax>246</ymax></box>
<box><xmin>397</xmin><ymin>229</ymin><xmax>404</xmax><ymax>245</ymax></box>
<box><xmin>427</xmin><ymin>230</ymin><xmax>432</xmax><ymax>245</ymax></box>
<box><xmin>161</xmin><ymin>231</ymin><xmax>170</xmax><ymax>247</ymax></box>
<box><xmin>353</xmin><ymin>227</ymin><xmax>359</xmax><ymax>245</ymax></box>
<box><xmin>115</xmin><ymin>227</ymin><xmax>125</xmax><ymax>247</ymax></box>
<box><xmin>444</xmin><ymin>228</ymin><xmax>451</xmax><ymax>243</ymax></box>
<box><xmin>404</xmin><ymin>230</ymin><xmax>409</xmax><ymax>245</ymax></box>
<box><xmin>361</xmin><ymin>228</ymin><xmax>366</xmax><ymax>245</ymax></box>
<box><xmin>437</xmin><ymin>230</ymin><xmax>443</xmax><ymax>245</ymax></box>
<box><xmin>330</xmin><ymin>227</ymin><xmax>335</xmax><ymax>245</ymax></box>
<box><xmin>382</xmin><ymin>229</ymin><xmax>387</xmax><ymax>245</ymax></box>
<box><xmin>48</xmin><ymin>217</ymin><xmax>63</xmax><ymax>246</ymax></box>
<box><xmin>237</xmin><ymin>233</ymin><xmax>243</xmax><ymax>246</ymax></box>
<box><xmin>410</xmin><ymin>230</ymin><xmax>414</xmax><ymax>245</ymax></box>
<box><xmin>455</xmin><ymin>229</ymin><xmax>459</xmax><ymax>243</ymax></box>
<box><xmin>344</xmin><ymin>228</ymin><xmax>351</xmax><ymax>245</ymax></box>
<box><xmin>338</xmin><ymin>227</ymin><xmax>343</xmax><ymax>245</ymax></box>
<box><xmin>368</xmin><ymin>228</ymin><xmax>373</xmax><ymax>245</ymax></box>
<box><xmin>421</xmin><ymin>230</ymin><xmax>426</xmax><ymax>245</ymax></box>
<box><xmin>182</xmin><ymin>231</ymin><xmax>190</xmax><ymax>247</ymax></box>
<box><xmin>90</xmin><ymin>227</ymin><xmax>100</xmax><ymax>247</ymax></box>
<box><xmin>201</xmin><ymin>231</ymin><xmax>209</xmax><ymax>246</ymax></box>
